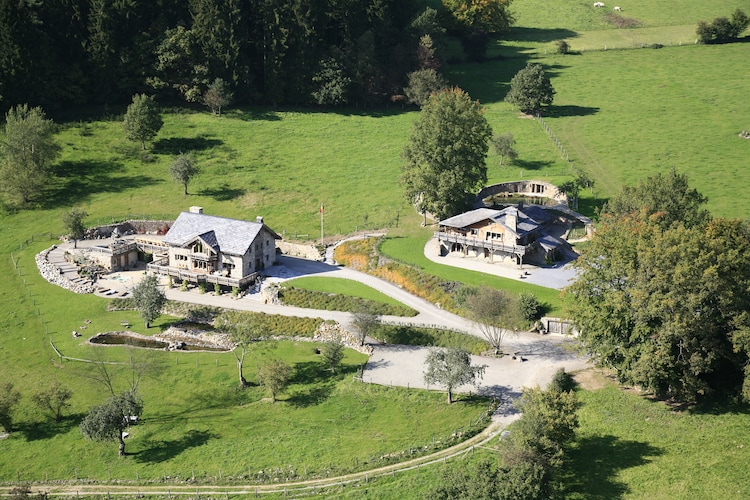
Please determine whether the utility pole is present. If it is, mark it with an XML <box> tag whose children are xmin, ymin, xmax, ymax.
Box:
<box><xmin>320</xmin><ymin>203</ymin><xmax>324</xmax><ymax>245</ymax></box>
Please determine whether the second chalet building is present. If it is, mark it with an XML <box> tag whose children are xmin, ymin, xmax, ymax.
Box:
<box><xmin>147</xmin><ymin>207</ymin><xmax>281</xmax><ymax>289</ymax></box>
<box><xmin>435</xmin><ymin>204</ymin><xmax>564</xmax><ymax>265</ymax></box>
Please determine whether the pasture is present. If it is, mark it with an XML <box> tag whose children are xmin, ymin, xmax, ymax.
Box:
<box><xmin>0</xmin><ymin>0</ymin><xmax>749</xmax><ymax>494</ymax></box>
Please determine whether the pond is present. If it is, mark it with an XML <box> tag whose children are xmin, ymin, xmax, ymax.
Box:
<box><xmin>483</xmin><ymin>194</ymin><xmax>558</xmax><ymax>207</ymax></box>
<box><xmin>89</xmin><ymin>332</ymin><xmax>230</xmax><ymax>352</ymax></box>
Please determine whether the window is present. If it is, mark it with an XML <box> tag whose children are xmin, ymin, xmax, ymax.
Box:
<box><xmin>470</xmin><ymin>229</ymin><xmax>478</xmax><ymax>236</ymax></box>
<box><xmin>486</xmin><ymin>232</ymin><xmax>503</xmax><ymax>241</ymax></box>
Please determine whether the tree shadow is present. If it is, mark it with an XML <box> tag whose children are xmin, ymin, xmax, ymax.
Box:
<box><xmin>546</xmin><ymin>105</ymin><xmax>600</xmax><ymax>118</ymax></box>
<box><xmin>562</xmin><ymin>435</ymin><xmax>663</xmax><ymax>498</ymax></box>
<box><xmin>17</xmin><ymin>412</ymin><xmax>86</xmax><ymax>441</ymax></box>
<box><xmin>45</xmin><ymin>159</ymin><xmax>161</xmax><ymax>209</ymax></box>
<box><xmin>513</xmin><ymin>159</ymin><xmax>554</xmax><ymax>171</ymax></box>
<box><xmin>197</xmin><ymin>184</ymin><xmax>247</xmax><ymax>201</ymax></box>
<box><xmin>287</xmin><ymin>385</ymin><xmax>335</xmax><ymax>408</ymax></box>
<box><xmin>132</xmin><ymin>429</ymin><xmax>217</xmax><ymax>463</ymax></box>
<box><xmin>151</xmin><ymin>137</ymin><xmax>224</xmax><ymax>155</ymax></box>
<box><xmin>290</xmin><ymin>360</ymin><xmax>360</xmax><ymax>385</ymax></box>
<box><xmin>506</xmin><ymin>27</ymin><xmax>580</xmax><ymax>44</ymax></box>
<box><xmin>229</xmin><ymin>108</ymin><xmax>283</xmax><ymax>122</ymax></box>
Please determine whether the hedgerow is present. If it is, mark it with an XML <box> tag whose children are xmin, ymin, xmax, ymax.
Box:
<box><xmin>278</xmin><ymin>286</ymin><xmax>418</xmax><ymax>317</ymax></box>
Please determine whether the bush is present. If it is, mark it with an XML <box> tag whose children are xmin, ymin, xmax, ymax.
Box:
<box><xmin>517</xmin><ymin>292</ymin><xmax>543</xmax><ymax>322</ymax></box>
<box><xmin>697</xmin><ymin>9</ymin><xmax>749</xmax><ymax>44</ymax></box>
<box><xmin>555</xmin><ymin>40</ymin><xmax>570</xmax><ymax>54</ymax></box>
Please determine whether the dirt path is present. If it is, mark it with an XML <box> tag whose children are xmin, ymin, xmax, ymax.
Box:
<box><xmin>0</xmin><ymin>419</ymin><xmax>514</xmax><ymax>497</ymax></box>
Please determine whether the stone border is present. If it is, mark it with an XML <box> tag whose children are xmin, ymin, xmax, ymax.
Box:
<box><xmin>36</xmin><ymin>246</ymin><xmax>94</xmax><ymax>294</ymax></box>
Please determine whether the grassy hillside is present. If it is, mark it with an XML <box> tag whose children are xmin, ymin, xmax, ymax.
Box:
<box><xmin>0</xmin><ymin>0</ymin><xmax>749</xmax><ymax>493</ymax></box>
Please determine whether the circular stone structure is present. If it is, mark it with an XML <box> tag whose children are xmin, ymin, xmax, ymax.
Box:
<box><xmin>476</xmin><ymin>180</ymin><xmax>568</xmax><ymax>208</ymax></box>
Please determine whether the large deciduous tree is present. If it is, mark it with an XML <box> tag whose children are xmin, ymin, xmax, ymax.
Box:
<box><xmin>0</xmin><ymin>104</ymin><xmax>60</xmax><ymax>207</ymax></box>
<box><xmin>424</xmin><ymin>347</ymin><xmax>486</xmax><ymax>403</ymax></box>
<box><xmin>505</xmin><ymin>63</ymin><xmax>555</xmax><ymax>115</ymax></box>
<box><xmin>169</xmin><ymin>153</ymin><xmax>200</xmax><ymax>195</ymax></box>
<box><xmin>401</xmin><ymin>87</ymin><xmax>492</xmax><ymax>221</ymax></box>
<box><xmin>442</xmin><ymin>0</ymin><xmax>515</xmax><ymax>35</ymax></box>
<box><xmin>80</xmin><ymin>391</ymin><xmax>143</xmax><ymax>456</ymax></box>
<box><xmin>567</xmin><ymin>176</ymin><xmax>750</xmax><ymax>403</ymax></box>
<box><xmin>123</xmin><ymin>94</ymin><xmax>163</xmax><ymax>150</ymax></box>
<box><xmin>131</xmin><ymin>274</ymin><xmax>166</xmax><ymax>328</ymax></box>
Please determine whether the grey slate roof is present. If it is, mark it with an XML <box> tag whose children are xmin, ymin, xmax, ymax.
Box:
<box><xmin>439</xmin><ymin>205</ymin><xmax>555</xmax><ymax>238</ymax></box>
<box><xmin>163</xmin><ymin>212</ymin><xmax>279</xmax><ymax>256</ymax></box>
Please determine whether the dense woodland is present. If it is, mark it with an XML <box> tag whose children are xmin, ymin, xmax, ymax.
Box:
<box><xmin>0</xmin><ymin>0</ymin><xmax>513</xmax><ymax>111</ymax></box>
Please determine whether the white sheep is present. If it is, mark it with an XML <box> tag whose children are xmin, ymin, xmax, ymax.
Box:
<box><xmin>613</xmin><ymin>6</ymin><xmax>622</xmax><ymax>11</ymax></box>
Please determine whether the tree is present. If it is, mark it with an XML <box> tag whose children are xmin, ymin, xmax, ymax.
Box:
<box><xmin>148</xmin><ymin>26</ymin><xmax>207</xmax><ymax>102</ymax></box>
<box><xmin>404</xmin><ymin>68</ymin><xmax>446</xmax><ymax>108</ymax></box>
<box><xmin>603</xmin><ymin>168</ymin><xmax>710</xmax><ymax>229</ymax></box>
<box><xmin>697</xmin><ymin>9</ymin><xmax>749</xmax><ymax>44</ymax></box>
<box><xmin>491</xmin><ymin>133</ymin><xmax>518</xmax><ymax>167</ymax></box>
<box><xmin>123</xmin><ymin>94</ymin><xmax>163</xmax><ymax>149</ymax></box>
<box><xmin>169</xmin><ymin>153</ymin><xmax>199</xmax><ymax>195</ymax></box>
<box><xmin>131</xmin><ymin>274</ymin><xmax>166</xmax><ymax>328</ymax></box>
<box><xmin>443</xmin><ymin>0</ymin><xmax>515</xmax><ymax>35</ymax></box>
<box><xmin>257</xmin><ymin>358</ymin><xmax>292</xmax><ymax>402</ymax></box>
<box><xmin>203</xmin><ymin>78</ymin><xmax>233</xmax><ymax>115</ymax></box>
<box><xmin>465</xmin><ymin>286</ymin><xmax>513</xmax><ymax>355</ymax></box>
<box><xmin>320</xmin><ymin>340</ymin><xmax>345</xmax><ymax>373</ymax></box>
<box><xmin>80</xmin><ymin>391</ymin><xmax>143</xmax><ymax>456</ymax></box>
<box><xmin>31</xmin><ymin>380</ymin><xmax>73</xmax><ymax>422</ymax></box>
<box><xmin>350</xmin><ymin>305</ymin><xmax>381</xmax><ymax>346</ymax></box>
<box><xmin>568</xmin><ymin>201</ymin><xmax>750</xmax><ymax>402</ymax></box>
<box><xmin>505</xmin><ymin>63</ymin><xmax>555</xmax><ymax>115</ymax></box>
<box><xmin>0</xmin><ymin>104</ymin><xmax>61</xmax><ymax>207</ymax></box>
<box><xmin>423</xmin><ymin>347</ymin><xmax>486</xmax><ymax>403</ymax></box>
<box><xmin>517</xmin><ymin>292</ymin><xmax>543</xmax><ymax>323</ymax></box>
<box><xmin>311</xmin><ymin>57</ymin><xmax>351</xmax><ymax>107</ymax></box>
<box><xmin>0</xmin><ymin>382</ymin><xmax>21</xmax><ymax>432</ymax></box>
<box><xmin>401</xmin><ymin>87</ymin><xmax>492</xmax><ymax>221</ymax></box>
<box><xmin>62</xmin><ymin>208</ymin><xmax>88</xmax><ymax>249</ymax></box>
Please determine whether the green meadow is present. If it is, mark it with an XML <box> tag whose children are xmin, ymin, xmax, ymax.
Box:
<box><xmin>1</xmin><ymin>0</ymin><xmax>749</xmax><ymax>494</ymax></box>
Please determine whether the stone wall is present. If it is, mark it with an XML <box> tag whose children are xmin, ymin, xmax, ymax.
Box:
<box><xmin>476</xmin><ymin>180</ymin><xmax>568</xmax><ymax>207</ymax></box>
<box><xmin>36</xmin><ymin>247</ymin><xmax>95</xmax><ymax>294</ymax></box>
<box><xmin>277</xmin><ymin>240</ymin><xmax>323</xmax><ymax>261</ymax></box>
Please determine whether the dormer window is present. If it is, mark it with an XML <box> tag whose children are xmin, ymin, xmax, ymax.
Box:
<box><xmin>193</xmin><ymin>242</ymin><xmax>203</xmax><ymax>254</ymax></box>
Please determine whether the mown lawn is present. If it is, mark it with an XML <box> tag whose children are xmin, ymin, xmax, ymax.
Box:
<box><xmin>0</xmin><ymin>243</ymin><xmax>490</xmax><ymax>483</ymax></box>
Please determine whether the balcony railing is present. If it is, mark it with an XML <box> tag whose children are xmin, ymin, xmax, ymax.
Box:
<box><xmin>434</xmin><ymin>231</ymin><xmax>531</xmax><ymax>255</ymax></box>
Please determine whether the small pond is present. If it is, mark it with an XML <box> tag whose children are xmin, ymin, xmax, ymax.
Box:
<box><xmin>89</xmin><ymin>332</ymin><xmax>230</xmax><ymax>352</ymax></box>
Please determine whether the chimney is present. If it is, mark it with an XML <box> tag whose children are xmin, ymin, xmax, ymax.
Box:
<box><xmin>506</xmin><ymin>207</ymin><xmax>517</xmax><ymax>232</ymax></box>
<box><xmin>189</xmin><ymin>206</ymin><xmax>203</xmax><ymax>214</ymax></box>
<box><xmin>256</xmin><ymin>216</ymin><xmax>264</xmax><ymax>224</ymax></box>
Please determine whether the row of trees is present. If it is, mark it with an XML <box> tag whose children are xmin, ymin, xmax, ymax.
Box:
<box><xmin>0</xmin><ymin>0</ymin><xmax>516</xmax><ymax>110</ymax></box>
<box><xmin>568</xmin><ymin>170</ymin><xmax>750</xmax><ymax>403</ymax></box>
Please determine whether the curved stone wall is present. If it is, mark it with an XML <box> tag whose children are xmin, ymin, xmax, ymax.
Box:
<box><xmin>475</xmin><ymin>180</ymin><xmax>568</xmax><ymax>207</ymax></box>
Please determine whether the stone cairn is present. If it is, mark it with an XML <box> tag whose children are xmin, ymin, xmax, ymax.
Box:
<box><xmin>36</xmin><ymin>247</ymin><xmax>95</xmax><ymax>294</ymax></box>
